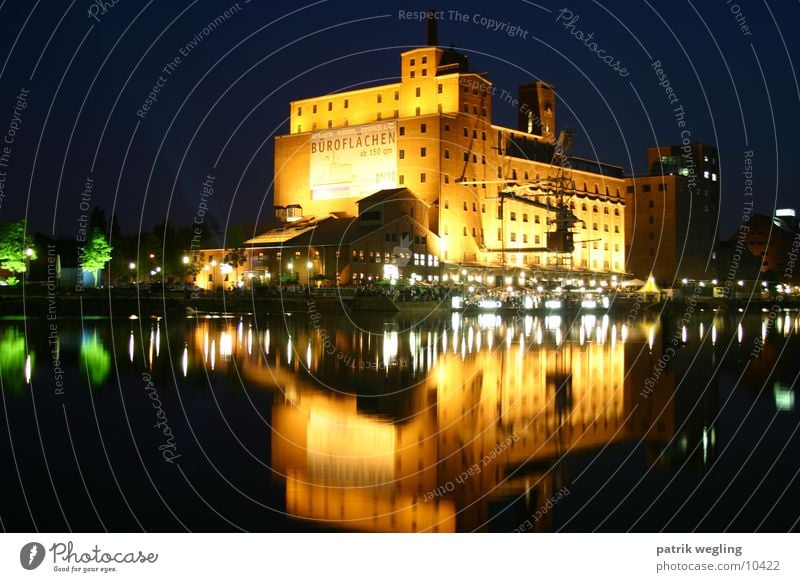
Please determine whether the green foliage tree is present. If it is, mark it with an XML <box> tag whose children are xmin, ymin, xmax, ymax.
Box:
<box><xmin>0</xmin><ymin>220</ymin><xmax>37</xmax><ymax>283</ymax></box>
<box><xmin>82</xmin><ymin>228</ymin><xmax>113</xmax><ymax>286</ymax></box>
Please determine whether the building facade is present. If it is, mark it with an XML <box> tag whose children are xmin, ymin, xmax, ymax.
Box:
<box><xmin>624</xmin><ymin>144</ymin><xmax>719</xmax><ymax>284</ymax></box>
<box><xmin>195</xmin><ymin>37</ymin><xmax>627</xmax><ymax>289</ymax></box>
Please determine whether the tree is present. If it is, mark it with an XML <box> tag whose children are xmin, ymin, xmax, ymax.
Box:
<box><xmin>223</xmin><ymin>225</ymin><xmax>248</xmax><ymax>282</ymax></box>
<box><xmin>81</xmin><ymin>228</ymin><xmax>113</xmax><ymax>286</ymax></box>
<box><xmin>0</xmin><ymin>220</ymin><xmax>37</xmax><ymax>283</ymax></box>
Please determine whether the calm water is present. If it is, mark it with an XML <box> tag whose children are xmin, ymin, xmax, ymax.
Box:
<box><xmin>1</xmin><ymin>305</ymin><xmax>799</xmax><ymax>532</ymax></box>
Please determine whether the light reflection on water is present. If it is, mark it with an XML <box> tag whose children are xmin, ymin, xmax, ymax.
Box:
<box><xmin>2</xmin><ymin>308</ymin><xmax>799</xmax><ymax>531</ymax></box>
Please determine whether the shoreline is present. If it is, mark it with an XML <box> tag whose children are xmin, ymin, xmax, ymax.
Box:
<box><xmin>1</xmin><ymin>289</ymin><xmax>797</xmax><ymax>318</ymax></box>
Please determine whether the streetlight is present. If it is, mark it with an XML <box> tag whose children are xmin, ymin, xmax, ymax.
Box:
<box><xmin>306</xmin><ymin>261</ymin><xmax>313</xmax><ymax>285</ymax></box>
<box><xmin>287</xmin><ymin>261</ymin><xmax>294</xmax><ymax>282</ymax></box>
<box><xmin>182</xmin><ymin>255</ymin><xmax>190</xmax><ymax>282</ymax></box>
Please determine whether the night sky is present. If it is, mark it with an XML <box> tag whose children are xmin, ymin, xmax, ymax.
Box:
<box><xmin>0</xmin><ymin>0</ymin><xmax>797</xmax><ymax>241</ymax></box>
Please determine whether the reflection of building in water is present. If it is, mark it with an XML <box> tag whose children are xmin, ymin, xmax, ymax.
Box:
<box><xmin>187</xmin><ymin>313</ymin><xmax>729</xmax><ymax>531</ymax></box>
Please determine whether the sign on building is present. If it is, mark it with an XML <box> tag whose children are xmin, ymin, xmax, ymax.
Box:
<box><xmin>310</xmin><ymin>121</ymin><xmax>398</xmax><ymax>200</ymax></box>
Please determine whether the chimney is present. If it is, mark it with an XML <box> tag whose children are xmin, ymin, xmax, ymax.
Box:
<box><xmin>426</xmin><ymin>10</ymin><xmax>437</xmax><ymax>46</ymax></box>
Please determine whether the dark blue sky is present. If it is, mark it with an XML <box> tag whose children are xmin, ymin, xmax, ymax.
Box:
<box><xmin>0</xmin><ymin>0</ymin><xmax>797</xmax><ymax>240</ymax></box>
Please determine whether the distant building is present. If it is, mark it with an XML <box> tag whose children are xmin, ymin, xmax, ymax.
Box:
<box><xmin>728</xmin><ymin>211</ymin><xmax>800</xmax><ymax>282</ymax></box>
<box><xmin>624</xmin><ymin>143</ymin><xmax>719</xmax><ymax>284</ymax></box>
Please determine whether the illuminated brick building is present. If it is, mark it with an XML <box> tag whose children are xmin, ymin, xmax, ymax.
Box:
<box><xmin>194</xmin><ymin>27</ymin><xmax>627</xmax><ymax>289</ymax></box>
<box><xmin>624</xmin><ymin>144</ymin><xmax>719</xmax><ymax>284</ymax></box>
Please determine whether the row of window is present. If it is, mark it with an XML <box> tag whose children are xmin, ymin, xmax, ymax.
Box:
<box><xmin>626</xmin><ymin>183</ymin><xmax>669</xmax><ymax>193</ymax></box>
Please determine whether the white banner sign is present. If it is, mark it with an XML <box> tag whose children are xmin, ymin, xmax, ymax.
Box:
<box><xmin>310</xmin><ymin>121</ymin><xmax>398</xmax><ymax>200</ymax></box>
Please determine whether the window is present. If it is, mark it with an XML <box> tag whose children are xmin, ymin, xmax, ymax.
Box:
<box><xmin>604</xmin><ymin>207</ymin><xmax>609</xmax><ymax>214</ymax></box>
<box><xmin>422</xmin><ymin>56</ymin><xmax>427</xmax><ymax>64</ymax></box>
<box><xmin>444</xmin><ymin>199</ymin><xmax>449</xmax><ymax>209</ymax></box>
<box><xmin>420</xmin><ymin>147</ymin><xmax>426</xmax><ymax>157</ymax></box>
<box><xmin>410</xmin><ymin>58</ymin><xmax>415</xmax><ymax>66</ymax></box>
<box><xmin>535</xmin><ymin>235</ymin><xmax>540</xmax><ymax>244</ymax></box>
<box><xmin>472</xmin><ymin>227</ymin><xmax>477</xmax><ymax>236</ymax></box>
<box><xmin>327</xmin><ymin>120</ymin><xmax>332</xmax><ymax>128</ymax></box>
<box><xmin>482</xmin><ymin>131</ymin><xmax>486</xmax><ymax>140</ymax></box>
<box><xmin>394</xmin><ymin>91</ymin><xmax>399</xmax><ymax>100</ymax></box>
<box><xmin>481</xmin><ymin>155</ymin><xmax>486</xmax><ymax>165</ymax></box>
<box><xmin>328</xmin><ymin>102</ymin><xmax>332</xmax><ymax>111</ymax></box>
<box><xmin>399</xmin><ymin>175</ymin><xmax>405</xmax><ymax>185</ymax></box>
<box><xmin>444</xmin><ymin>149</ymin><xmax>450</xmax><ymax>159</ymax></box>
<box><xmin>410</xmin><ymin>71</ymin><xmax>415</xmax><ymax>79</ymax></box>
<box><xmin>415</xmin><ymin>106</ymin><xmax>420</xmax><ymax>115</ymax></box>
<box><xmin>614</xmin><ymin>208</ymin><xmax>620</xmax><ymax>216</ymax></box>
<box><xmin>399</xmin><ymin>150</ymin><xmax>405</xmax><ymax>159</ymax></box>
<box><xmin>463</xmin><ymin>201</ymin><xmax>468</xmax><ymax>211</ymax></box>
<box><xmin>481</xmin><ymin>204</ymin><xmax>486</xmax><ymax>213</ymax></box>
<box><xmin>444</xmin><ymin>175</ymin><xmax>449</xmax><ymax>183</ymax></box>
<box><xmin>297</xmin><ymin>107</ymin><xmax>302</xmax><ymax>116</ymax></box>
<box><xmin>463</xmin><ymin>127</ymin><xmax>468</xmax><ymax>137</ymax></box>
<box><xmin>344</xmin><ymin>99</ymin><xmax>349</xmax><ymax>108</ymax></box>
<box><xmin>420</xmin><ymin>123</ymin><xmax>427</xmax><ymax>133</ymax></box>
<box><xmin>510</xmin><ymin>232</ymin><xmax>516</xmax><ymax>242</ymax></box>
<box><xmin>438</xmin><ymin>83</ymin><xmax>442</xmax><ymax>94</ymax></box>
<box><xmin>604</xmin><ymin>224</ymin><xmax>609</xmax><ymax>232</ymax></box>
<box><xmin>399</xmin><ymin>126</ymin><xmax>405</xmax><ymax>136</ymax></box>
<box><xmin>642</xmin><ymin>184</ymin><xmax>651</xmax><ymax>192</ymax></box>
<box><xmin>593</xmin><ymin>205</ymin><xmax>598</xmax><ymax>213</ymax></box>
<box><xmin>626</xmin><ymin>185</ymin><xmax>634</xmax><ymax>193</ymax></box>
<box><xmin>593</xmin><ymin>223</ymin><xmax>598</xmax><ymax>230</ymax></box>
<box><xmin>422</xmin><ymin>69</ymin><xmax>427</xmax><ymax>76</ymax></box>
<box><xmin>523</xmin><ymin>234</ymin><xmax>528</xmax><ymax>243</ymax></box>
<box><xmin>463</xmin><ymin>227</ymin><xmax>467</xmax><ymax>236</ymax></box>
<box><xmin>296</xmin><ymin>125</ymin><xmax>301</xmax><ymax>132</ymax></box>
<box><xmin>420</xmin><ymin>173</ymin><xmax>426</xmax><ymax>183</ymax></box>
<box><xmin>523</xmin><ymin>213</ymin><xmax>528</xmax><ymax>222</ymax></box>
<box><xmin>376</xmin><ymin>113</ymin><xmax>382</xmax><ymax>121</ymax></box>
<box><xmin>312</xmin><ymin>104</ymin><xmax>317</xmax><ymax>113</ymax></box>
<box><xmin>534</xmin><ymin>215</ymin><xmax>540</xmax><ymax>224</ymax></box>
<box><xmin>496</xmin><ymin>205</ymin><xmax>503</xmax><ymax>219</ymax></box>
<box><xmin>463</xmin><ymin>153</ymin><xmax>469</xmax><ymax>162</ymax></box>
<box><xmin>510</xmin><ymin>211</ymin><xmax>517</xmax><ymax>221</ymax></box>
<box><xmin>444</xmin><ymin>123</ymin><xmax>450</xmax><ymax>132</ymax></box>
<box><xmin>614</xmin><ymin>225</ymin><xmax>619</xmax><ymax>233</ymax></box>
<box><xmin>581</xmin><ymin>203</ymin><xmax>587</xmax><ymax>211</ymax></box>
<box><xmin>472</xmin><ymin>202</ymin><xmax>477</xmax><ymax>212</ymax></box>
<box><xmin>416</xmin><ymin>87</ymin><xmax>421</xmax><ymax>97</ymax></box>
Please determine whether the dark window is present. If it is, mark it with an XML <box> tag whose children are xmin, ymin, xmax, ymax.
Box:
<box><xmin>420</xmin><ymin>123</ymin><xmax>427</xmax><ymax>133</ymax></box>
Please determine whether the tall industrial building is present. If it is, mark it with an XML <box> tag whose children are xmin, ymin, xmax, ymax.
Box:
<box><xmin>624</xmin><ymin>144</ymin><xmax>719</xmax><ymax>284</ymax></box>
<box><xmin>194</xmin><ymin>23</ymin><xmax>627</xmax><ymax>289</ymax></box>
